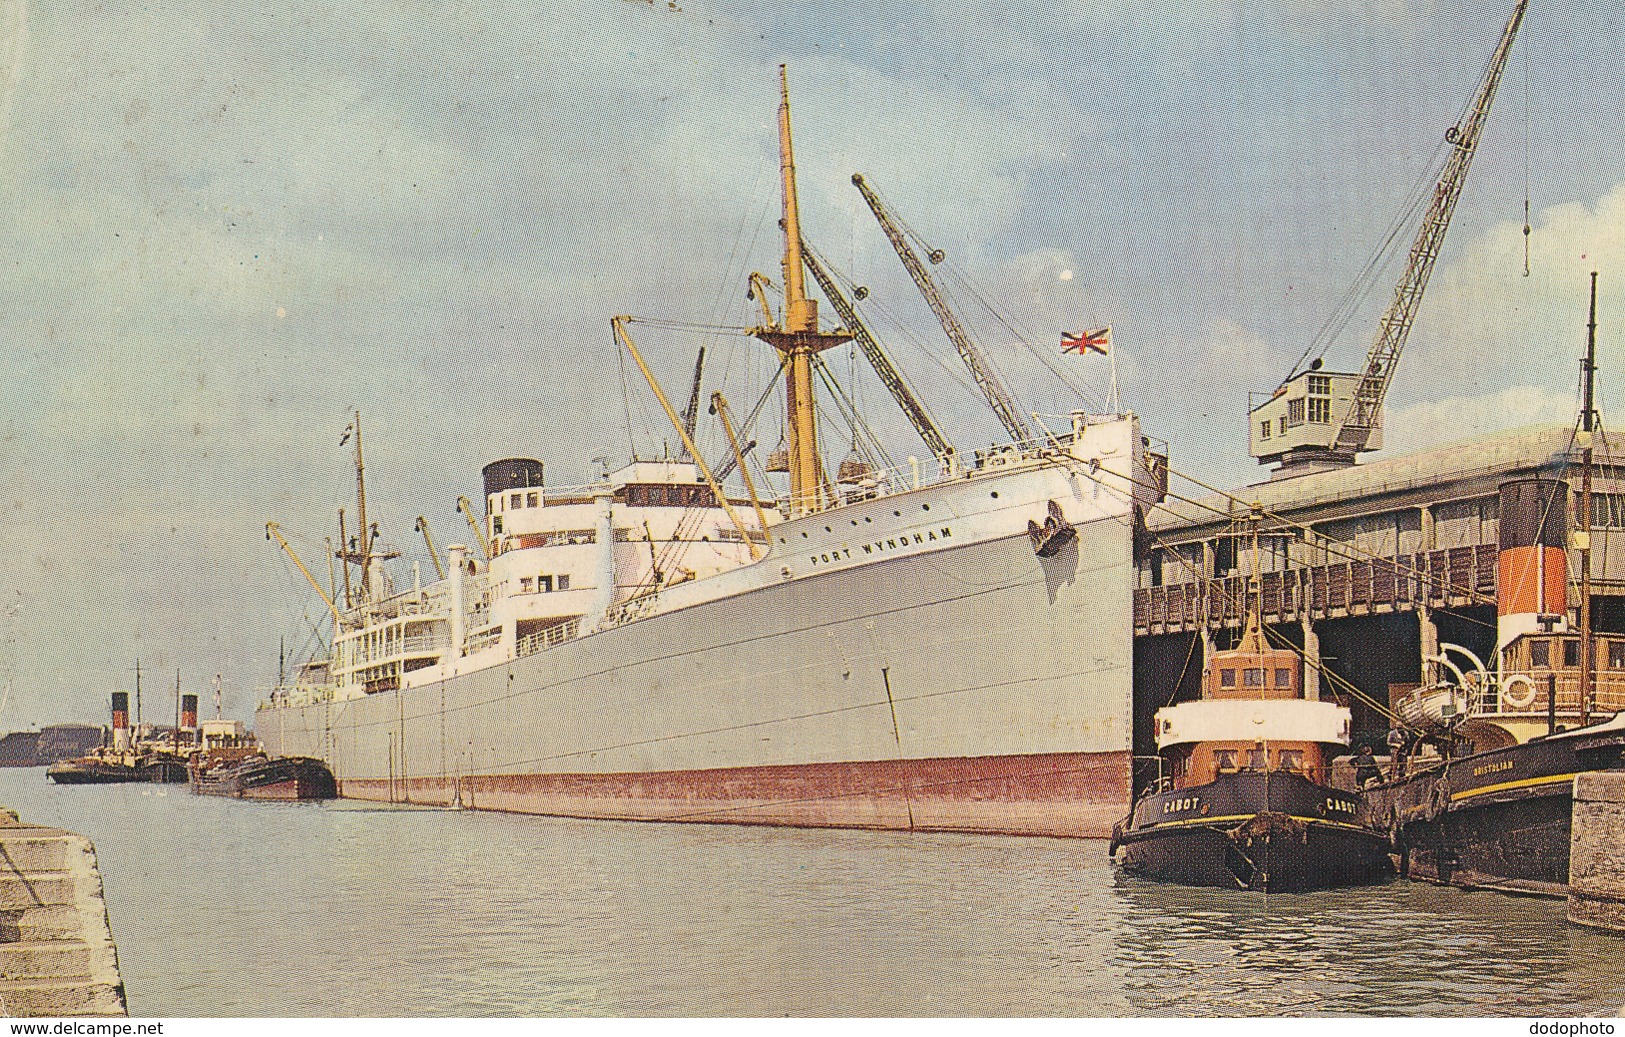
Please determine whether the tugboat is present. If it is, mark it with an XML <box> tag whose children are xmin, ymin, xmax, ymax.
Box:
<box><xmin>188</xmin><ymin>719</ymin><xmax>337</xmax><ymax>801</ymax></box>
<box><xmin>1362</xmin><ymin>274</ymin><xmax>1625</xmax><ymax>895</ymax></box>
<box><xmin>1111</xmin><ymin>519</ymin><xmax>1392</xmax><ymax>892</ymax></box>
<box><xmin>46</xmin><ymin>691</ymin><xmax>185</xmax><ymax>785</ymax></box>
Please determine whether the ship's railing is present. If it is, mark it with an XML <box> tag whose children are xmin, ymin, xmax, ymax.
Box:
<box><xmin>516</xmin><ymin>618</ymin><xmax>582</xmax><ymax>658</ymax></box>
<box><xmin>333</xmin><ymin>633</ymin><xmax>446</xmax><ymax>670</ymax></box>
<box><xmin>1134</xmin><ymin>543</ymin><xmax>1500</xmax><ymax>634</ymax></box>
<box><xmin>1466</xmin><ymin>671</ymin><xmax>1625</xmax><ymax>719</ymax></box>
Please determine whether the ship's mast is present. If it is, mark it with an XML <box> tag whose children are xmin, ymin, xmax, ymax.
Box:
<box><xmin>753</xmin><ymin>67</ymin><xmax>850</xmax><ymax>516</ymax></box>
<box><xmin>1580</xmin><ymin>271</ymin><xmax>1599</xmax><ymax>726</ymax></box>
<box><xmin>352</xmin><ymin>411</ymin><xmax>371</xmax><ymax>599</ymax></box>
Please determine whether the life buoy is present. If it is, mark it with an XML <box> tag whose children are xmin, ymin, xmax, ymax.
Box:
<box><xmin>1501</xmin><ymin>673</ymin><xmax>1537</xmax><ymax>710</ymax></box>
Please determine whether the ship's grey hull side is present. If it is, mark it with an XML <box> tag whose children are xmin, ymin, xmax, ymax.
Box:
<box><xmin>258</xmin><ymin>462</ymin><xmax>1137</xmax><ymax>836</ymax></box>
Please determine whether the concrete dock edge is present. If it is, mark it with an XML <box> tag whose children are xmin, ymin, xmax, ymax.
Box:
<box><xmin>1567</xmin><ymin>771</ymin><xmax>1625</xmax><ymax>934</ymax></box>
<box><xmin>0</xmin><ymin>811</ymin><xmax>127</xmax><ymax>1016</ymax></box>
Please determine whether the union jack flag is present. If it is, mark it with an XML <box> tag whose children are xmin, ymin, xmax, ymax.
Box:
<box><xmin>1061</xmin><ymin>326</ymin><xmax>1111</xmax><ymax>355</ymax></box>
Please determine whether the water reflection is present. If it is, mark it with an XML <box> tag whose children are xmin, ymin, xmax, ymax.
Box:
<box><xmin>2</xmin><ymin>772</ymin><xmax>1619</xmax><ymax>1016</ymax></box>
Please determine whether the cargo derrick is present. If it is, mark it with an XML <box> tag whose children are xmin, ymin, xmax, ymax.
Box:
<box><xmin>414</xmin><ymin>516</ymin><xmax>447</xmax><ymax>581</ymax></box>
<box><xmin>1250</xmin><ymin>0</ymin><xmax>1527</xmax><ymax>475</ymax></box>
<box><xmin>456</xmin><ymin>494</ymin><xmax>491</xmax><ymax>561</ymax></box>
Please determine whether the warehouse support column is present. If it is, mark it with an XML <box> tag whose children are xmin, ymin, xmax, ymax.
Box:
<box><xmin>1302</xmin><ymin>616</ymin><xmax>1322</xmax><ymax>701</ymax></box>
<box><xmin>1417</xmin><ymin>605</ymin><xmax>1440</xmax><ymax>684</ymax></box>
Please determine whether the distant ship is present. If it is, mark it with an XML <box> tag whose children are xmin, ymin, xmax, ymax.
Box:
<box><xmin>46</xmin><ymin>692</ymin><xmax>187</xmax><ymax>785</ymax></box>
<box><xmin>253</xmin><ymin>71</ymin><xmax>1164</xmax><ymax>837</ymax></box>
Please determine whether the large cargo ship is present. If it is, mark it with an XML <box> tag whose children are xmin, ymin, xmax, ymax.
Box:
<box><xmin>254</xmin><ymin>73</ymin><xmax>1162</xmax><ymax>837</ymax></box>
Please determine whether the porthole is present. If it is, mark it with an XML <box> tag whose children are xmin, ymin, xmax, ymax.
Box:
<box><xmin>922</xmin><ymin>504</ymin><xmax>930</xmax><ymax>512</ymax></box>
<box><xmin>893</xmin><ymin>510</ymin><xmax>901</xmax><ymax>517</ymax></box>
<box><xmin>990</xmin><ymin>492</ymin><xmax>999</xmax><ymax>499</ymax></box>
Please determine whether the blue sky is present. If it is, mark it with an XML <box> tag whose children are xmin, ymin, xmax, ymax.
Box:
<box><xmin>0</xmin><ymin>0</ymin><xmax>1620</xmax><ymax>726</ymax></box>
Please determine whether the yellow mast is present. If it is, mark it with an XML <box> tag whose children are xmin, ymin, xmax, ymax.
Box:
<box><xmin>753</xmin><ymin>66</ymin><xmax>849</xmax><ymax>516</ymax></box>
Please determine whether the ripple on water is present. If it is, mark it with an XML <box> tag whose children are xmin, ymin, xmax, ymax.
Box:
<box><xmin>3</xmin><ymin>774</ymin><xmax>1621</xmax><ymax>1016</ymax></box>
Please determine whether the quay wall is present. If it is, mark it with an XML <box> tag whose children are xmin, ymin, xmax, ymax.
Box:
<box><xmin>0</xmin><ymin>811</ymin><xmax>126</xmax><ymax>1016</ymax></box>
<box><xmin>1567</xmin><ymin>771</ymin><xmax>1625</xmax><ymax>933</ymax></box>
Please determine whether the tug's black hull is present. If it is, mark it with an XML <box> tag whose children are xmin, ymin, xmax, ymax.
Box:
<box><xmin>46</xmin><ymin>755</ymin><xmax>189</xmax><ymax>784</ymax></box>
<box><xmin>1360</xmin><ymin>722</ymin><xmax>1625</xmax><ymax>896</ymax></box>
<box><xmin>1113</xmin><ymin>771</ymin><xmax>1391</xmax><ymax>893</ymax></box>
<box><xmin>190</xmin><ymin>755</ymin><xmax>338</xmax><ymax>801</ymax></box>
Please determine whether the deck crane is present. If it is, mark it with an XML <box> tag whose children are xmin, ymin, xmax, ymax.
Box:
<box><xmin>677</xmin><ymin>346</ymin><xmax>706</xmax><ymax>461</ymax></box>
<box><xmin>1250</xmin><ymin>0</ymin><xmax>1526</xmax><ymax>475</ymax></box>
<box><xmin>414</xmin><ymin>516</ymin><xmax>447</xmax><ymax>581</ymax></box>
<box><xmin>851</xmin><ymin>172</ymin><xmax>1035</xmax><ymax>446</ymax></box>
<box><xmin>455</xmin><ymin>495</ymin><xmax>491</xmax><ymax>562</ymax></box>
<box><xmin>801</xmin><ymin>241</ymin><xmax>956</xmax><ymax>466</ymax></box>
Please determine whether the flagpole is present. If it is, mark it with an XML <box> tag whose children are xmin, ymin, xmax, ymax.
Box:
<box><xmin>1107</xmin><ymin>324</ymin><xmax>1119</xmax><ymax>413</ymax></box>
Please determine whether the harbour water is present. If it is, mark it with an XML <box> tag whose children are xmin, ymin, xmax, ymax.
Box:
<box><xmin>2</xmin><ymin>770</ymin><xmax>1620</xmax><ymax>1017</ymax></box>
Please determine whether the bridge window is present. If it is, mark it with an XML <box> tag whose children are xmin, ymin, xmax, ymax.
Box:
<box><xmin>1275</xmin><ymin>668</ymin><xmax>1293</xmax><ymax>689</ymax></box>
<box><xmin>1214</xmin><ymin>749</ymin><xmax>1239</xmax><ymax>772</ymax></box>
<box><xmin>520</xmin><ymin>577</ymin><xmax>534</xmax><ymax>593</ymax></box>
<box><xmin>1246</xmin><ymin>748</ymin><xmax>1268</xmax><ymax>770</ymax></box>
<box><xmin>1610</xmin><ymin>641</ymin><xmax>1625</xmax><ymax>670</ymax></box>
<box><xmin>1278</xmin><ymin>749</ymin><xmax>1304</xmax><ymax>772</ymax></box>
<box><xmin>527</xmin><ymin>492</ymin><xmax>539</xmax><ymax>508</ymax></box>
<box><xmin>1259</xmin><ymin>420</ymin><xmax>1271</xmax><ymax>441</ymax></box>
<box><xmin>1220</xmin><ymin>668</ymin><xmax>1237</xmax><ymax>688</ymax></box>
<box><xmin>1307</xmin><ymin>396</ymin><xmax>1331</xmax><ymax>424</ymax></box>
<box><xmin>557</xmin><ymin>574</ymin><xmax>570</xmax><ymax>591</ymax></box>
<box><xmin>510</xmin><ymin>493</ymin><xmax>522</xmax><ymax>509</ymax></box>
<box><xmin>1531</xmin><ymin>640</ymin><xmax>1550</xmax><ymax>668</ymax></box>
<box><xmin>538</xmin><ymin>575</ymin><xmax>553</xmax><ymax>593</ymax></box>
<box><xmin>1565</xmin><ymin>639</ymin><xmax>1581</xmax><ymax>667</ymax></box>
<box><xmin>1243</xmin><ymin>667</ymin><xmax>1265</xmax><ymax>687</ymax></box>
<box><xmin>1286</xmin><ymin>398</ymin><xmax>1306</xmax><ymax>428</ymax></box>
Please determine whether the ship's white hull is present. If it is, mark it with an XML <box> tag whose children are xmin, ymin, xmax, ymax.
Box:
<box><xmin>257</xmin><ymin>425</ymin><xmax>1141</xmax><ymax>837</ymax></box>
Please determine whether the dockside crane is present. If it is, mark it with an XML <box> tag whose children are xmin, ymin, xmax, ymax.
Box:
<box><xmin>801</xmin><ymin>241</ymin><xmax>956</xmax><ymax>466</ymax></box>
<box><xmin>1250</xmin><ymin>0</ymin><xmax>1527</xmax><ymax>474</ymax></box>
<box><xmin>851</xmin><ymin>172</ymin><xmax>1035</xmax><ymax>445</ymax></box>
